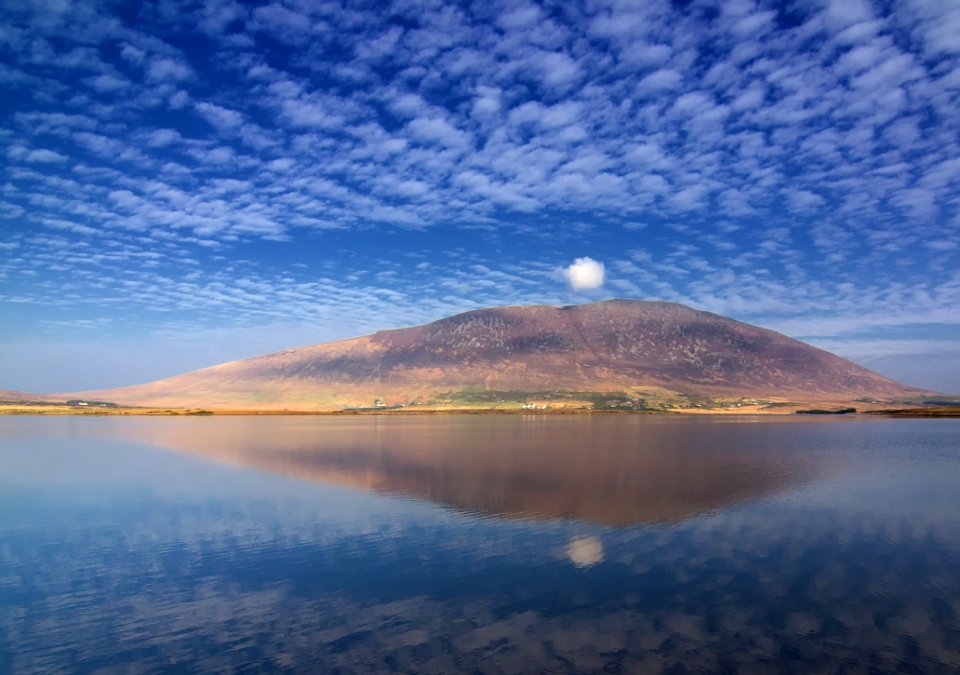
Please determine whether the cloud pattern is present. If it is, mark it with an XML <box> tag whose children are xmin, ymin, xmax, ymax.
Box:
<box><xmin>0</xmin><ymin>0</ymin><xmax>958</xmax><ymax>389</ymax></box>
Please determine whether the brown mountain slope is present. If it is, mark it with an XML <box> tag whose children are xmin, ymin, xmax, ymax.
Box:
<box><xmin>68</xmin><ymin>299</ymin><xmax>929</xmax><ymax>409</ymax></box>
<box><xmin>0</xmin><ymin>390</ymin><xmax>60</xmax><ymax>403</ymax></box>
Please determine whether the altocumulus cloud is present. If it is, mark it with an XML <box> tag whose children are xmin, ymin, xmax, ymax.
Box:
<box><xmin>563</xmin><ymin>258</ymin><xmax>605</xmax><ymax>292</ymax></box>
<box><xmin>0</xmin><ymin>0</ymin><xmax>959</xmax><ymax>392</ymax></box>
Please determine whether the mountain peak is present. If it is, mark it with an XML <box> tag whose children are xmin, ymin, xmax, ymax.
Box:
<box><xmin>68</xmin><ymin>300</ymin><xmax>929</xmax><ymax>410</ymax></box>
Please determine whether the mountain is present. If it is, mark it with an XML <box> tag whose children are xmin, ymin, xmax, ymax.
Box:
<box><xmin>0</xmin><ymin>389</ymin><xmax>59</xmax><ymax>403</ymax></box>
<box><xmin>66</xmin><ymin>300</ymin><xmax>928</xmax><ymax>410</ymax></box>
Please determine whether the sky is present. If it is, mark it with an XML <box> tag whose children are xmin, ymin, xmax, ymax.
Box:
<box><xmin>1</xmin><ymin>0</ymin><xmax>958</xmax><ymax>394</ymax></box>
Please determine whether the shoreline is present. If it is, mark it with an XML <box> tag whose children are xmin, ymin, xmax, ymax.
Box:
<box><xmin>2</xmin><ymin>404</ymin><xmax>958</xmax><ymax>417</ymax></box>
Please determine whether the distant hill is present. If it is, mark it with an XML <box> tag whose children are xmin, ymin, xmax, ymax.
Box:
<box><xmin>61</xmin><ymin>300</ymin><xmax>931</xmax><ymax>410</ymax></box>
<box><xmin>0</xmin><ymin>390</ymin><xmax>59</xmax><ymax>403</ymax></box>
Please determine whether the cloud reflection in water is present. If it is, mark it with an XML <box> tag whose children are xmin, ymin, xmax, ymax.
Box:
<box><xmin>0</xmin><ymin>416</ymin><xmax>958</xmax><ymax>673</ymax></box>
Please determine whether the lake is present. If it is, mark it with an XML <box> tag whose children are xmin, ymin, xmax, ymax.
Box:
<box><xmin>1</xmin><ymin>414</ymin><xmax>959</xmax><ymax>673</ymax></box>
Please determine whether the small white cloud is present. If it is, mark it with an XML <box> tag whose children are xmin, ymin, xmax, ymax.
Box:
<box><xmin>144</xmin><ymin>128</ymin><xmax>182</xmax><ymax>147</ymax></box>
<box><xmin>636</xmin><ymin>68</ymin><xmax>682</xmax><ymax>94</ymax></box>
<box><xmin>251</xmin><ymin>3</ymin><xmax>312</xmax><ymax>36</ymax></box>
<box><xmin>280</xmin><ymin>99</ymin><xmax>337</xmax><ymax>128</ymax></box>
<box><xmin>25</xmin><ymin>149</ymin><xmax>68</xmax><ymax>163</ymax></box>
<box><xmin>265</xmin><ymin>157</ymin><xmax>295</xmax><ymax>172</ymax></box>
<box><xmin>497</xmin><ymin>5</ymin><xmax>541</xmax><ymax>30</ymax></box>
<box><xmin>535</xmin><ymin>51</ymin><xmax>582</xmax><ymax>90</ymax></box>
<box><xmin>472</xmin><ymin>85</ymin><xmax>501</xmax><ymax>117</ymax></box>
<box><xmin>407</xmin><ymin>117</ymin><xmax>469</xmax><ymax>148</ymax></box>
<box><xmin>86</xmin><ymin>73</ymin><xmax>131</xmax><ymax>93</ymax></box>
<box><xmin>119</xmin><ymin>44</ymin><xmax>145</xmax><ymax>65</ymax></box>
<box><xmin>146</xmin><ymin>58</ymin><xmax>193</xmax><ymax>83</ymax></box>
<box><xmin>168</xmin><ymin>90</ymin><xmax>189</xmax><ymax>109</ymax></box>
<box><xmin>194</xmin><ymin>101</ymin><xmax>245</xmax><ymax>132</ymax></box>
<box><xmin>563</xmin><ymin>257</ymin><xmax>606</xmax><ymax>291</ymax></box>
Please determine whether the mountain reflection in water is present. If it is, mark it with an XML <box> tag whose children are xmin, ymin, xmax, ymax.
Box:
<box><xmin>102</xmin><ymin>415</ymin><xmax>829</xmax><ymax>526</ymax></box>
<box><xmin>4</xmin><ymin>416</ymin><xmax>959</xmax><ymax>674</ymax></box>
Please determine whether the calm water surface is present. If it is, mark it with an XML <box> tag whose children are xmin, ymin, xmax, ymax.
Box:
<box><xmin>1</xmin><ymin>415</ymin><xmax>959</xmax><ymax>673</ymax></box>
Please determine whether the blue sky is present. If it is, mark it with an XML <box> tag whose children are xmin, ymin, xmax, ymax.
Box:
<box><xmin>1</xmin><ymin>0</ymin><xmax>958</xmax><ymax>393</ymax></box>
